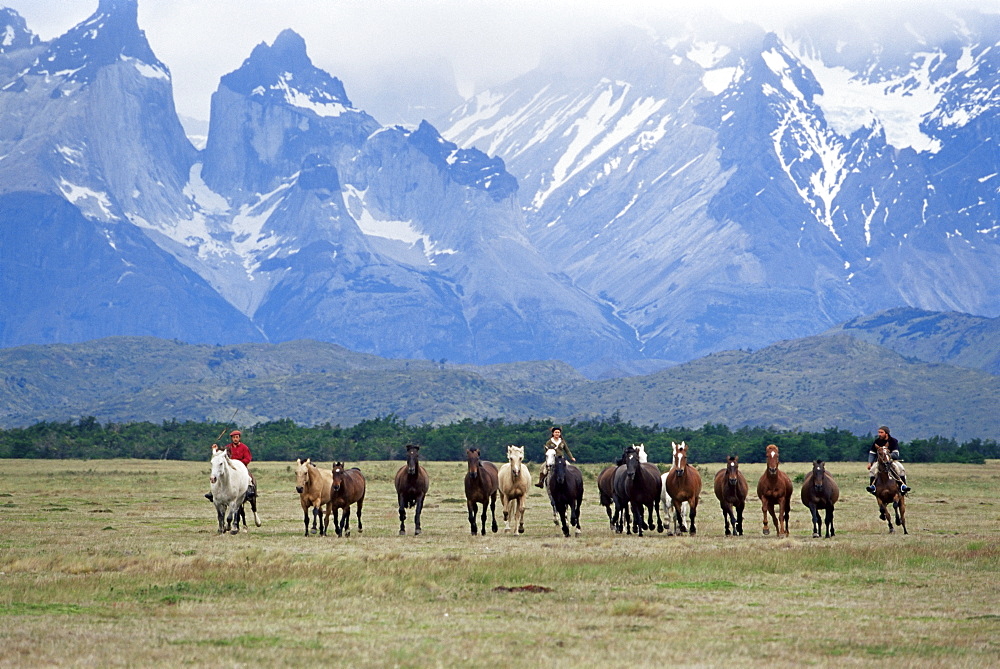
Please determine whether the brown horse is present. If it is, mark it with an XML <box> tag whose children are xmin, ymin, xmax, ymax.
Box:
<box><xmin>664</xmin><ymin>441</ymin><xmax>702</xmax><ymax>535</ymax></box>
<box><xmin>498</xmin><ymin>445</ymin><xmax>530</xmax><ymax>534</ymax></box>
<box><xmin>395</xmin><ymin>444</ymin><xmax>430</xmax><ymax>535</ymax></box>
<box><xmin>801</xmin><ymin>459</ymin><xmax>840</xmax><ymax>538</ymax></box>
<box><xmin>757</xmin><ymin>444</ymin><xmax>793</xmax><ymax>536</ymax></box>
<box><xmin>873</xmin><ymin>444</ymin><xmax>907</xmax><ymax>534</ymax></box>
<box><xmin>329</xmin><ymin>462</ymin><xmax>366</xmax><ymax>538</ymax></box>
<box><xmin>598</xmin><ymin>445</ymin><xmax>633</xmax><ymax>531</ymax></box>
<box><xmin>713</xmin><ymin>455</ymin><xmax>748</xmax><ymax>536</ymax></box>
<box><xmin>295</xmin><ymin>458</ymin><xmax>333</xmax><ymax>536</ymax></box>
<box><xmin>464</xmin><ymin>448</ymin><xmax>499</xmax><ymax>536</ymax></box>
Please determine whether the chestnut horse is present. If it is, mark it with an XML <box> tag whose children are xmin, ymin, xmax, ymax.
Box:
<box><xmin>612</xmin><ymin>444</ymin><xmax>662</xmax><ymax>536</ymax></box>
<box><xmin>547</xmin><ymin>452</ymin><xmax>583</xmax><ymax>537</ymax></box>
<box><xmin>713</xmin><ymin>455</ymin><xmax>748</xmax><ymax>536</ymax></box>
<box><xmin>498</xmin><ymin>445</ymin><xmax>530</xmax><ymax>534</ymax></box>
<box><xmin>873</xmin><ymin>444</ymin><xmax>907</xmax><ymax>534</ymax></box>
<box><xmin>464</xmin><ymin>448</ymin><xmax>499</xmax><ymax>535</ymax></box>
<box><xmin>329</xmin><ymin>462</ymin><xmax>366</xmax><ymax>538</ymax></box>
<box><xmin>757</xmin><ymin>444</ymin><xmax>793</xmax><ymax>536</ymax></box>
<box><xmin>664</xmin><ymin>441</ymin><xmax>701</xmax><ymax>535</ymax></box>
<box><xmin>395</xmin><ymin>444</ymin><xmax>430</xmax><ymax>535</ymax></box>
<box><xmin>801</xmin><ymin>459</ymin><xmax>840</xmax><ymax>538</ymax></box>
<box><xmin>295</xmin><ymin>458</ymin><xmax>333</xmax><ymax>536</ymax></box>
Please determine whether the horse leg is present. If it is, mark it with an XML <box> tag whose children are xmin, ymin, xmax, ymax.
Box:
<box><xmin>398</xmin><ymin>495</ymin><xmax>407</xmax><ymax>535</ymax></box>
<box><xmin>655</xmin><ymin>498</ymin><xmax>664</xmax><ymax>533</ymax></box>
<box><xmin>632</xmin><ymin>500</ymin><xmax>644</xmax><ymax>537</ymax></box>
<box><xmin>303</xmin><ymin>507</ymin><xmax>311</xmax><ymax>536</ymax></box>
<box><xmin>500</xmin><ymin>491</ymin><xmax>509</xmax><ymax>522</ymax></box>
<box><xmin>573</xmin><ymin>498</ymin><xmax>582</xmax><ymax>536</ymax></box>
<box><xmin>781</xmin><ymin>500</ymin><xmax>790</xmax><ymax>537</ymax></box>
<box><xmin>735</xmin><ymin>500</ymin><xmax>744</xmax><ymax>536</ymax></box>
<box><xmin>558</xmin><ymin>505</ymin><xmax>570</xmax><ymax>538</ymax></box>
<box><xmin>810</xmin><ymin>503</ymin><xmax>821</xmax><ymax>538</ymax></box>
<box><xmin>414</xmin><ymin>495</ymin><xmax>424</xmax><ymax>536</ymax></box>
<box><xmin>249</xmin><ymin>493</ymin><xmax>260</xmax><ymax>527</ymax></box>
<box><xmin>688</xmin><ymin>501</ymin><xmax>698</xmax><ymax>536</ymax></box>
<box><xmin>517</xmin><ymin>496</ymin><xmax>525</xmax><ymax>534</ymax></box>
<box><xmin>761</xmin><ymin>500</ymin><xmax>771</xmax><ymax>535</ymax></box>
<box><xmin>824</xmin><ymin>505</ymin><xmax>835</xmax><ymax>538</ymax></box>
<box><xmin>467</xmin><ymin>501</ymin><xmax>479</xmax><ymax>535</ymax></box>
<box><xmin>355</xmin><ymin>498</ymin><xmax>363</xmax><ymax>534</ymax></box>
<box><xmin>721</xmin><ymin>501</ymin><xmax>732</xmax><ymax>536</ymax></box>
<box><xmin>216</xmin><ymin>504</ymin><xmax>226</xmax><ymax>534</ymax></box>
<box><xmin>895</xmin><ymin>499</ymin><xmax>907</xmax><ymax>534</ymax></box>
<box><xmin>343</xmin><ymin>504</ymin><xmax>352</xmax><ymax>537</ymax></box>
<box><xmin>878</xmin><ymin>499</ymin><xmax>894</xmax><ymax>533</ymax></box>
<box><xmin>480</xmin><ymin>500</ymin><xmax>488</xmax><ymax>536</ymax></box>
<box><xmin>490</xmin><ymin>492</ymin><xmax>498</xmax><ymax>534</ymax></box>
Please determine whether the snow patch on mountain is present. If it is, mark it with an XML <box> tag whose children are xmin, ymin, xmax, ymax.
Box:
<box><xmin>343</xmin><ymin>185</ymin><xmax>457</xmax><ymax>263</ymax></box>
<box><xmin>252</xmin><ymin>72</ymin><xmax>351</xmax><ymax>117</ymax></box>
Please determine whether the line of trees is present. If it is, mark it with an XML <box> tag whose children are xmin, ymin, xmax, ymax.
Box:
<box><xmin>0</xmin><ymin>415</ymin><xmax>995</xmax><ymax>464</ymax></box>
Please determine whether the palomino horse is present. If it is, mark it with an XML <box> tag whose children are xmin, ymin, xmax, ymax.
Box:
<box><xmin>329</xmin><ymin>462</ymin><xmax>366</xmax><ymax>538</ymax></box>
<box><xmin>464</xmin><ymin>448</ymin><xmax>499</xmax><ymax>535</ymax></box>
<box><xmin>612</xmin><ymin>444</ymin><xmax>662</xmax><ymax>536</ymax></box>
<box><xmin>295</xmin><ymin>458</ymin><xmax>333</xmax><ymax>536</ymax></box>
<box><xmin>801</xmin><ymin>459</ymin><xmax>840</xmax><ymax>538</ymax></box>
<box><xmin>664</xmin><ymin>441</ymin><xmax>702</xmax><ymax>535</ymax></box>
<box><xmin>209</xmin><ymin>445</ymin><xmax>258</xmax><ymax>534</ymax></box>
<box><xmin>548</xmin><ymin>453</ymin><xmax>583</xmax><ymax>537</ymax></box>
<box><xmin>395</xmin><ymin>444</ymin><xmax>430</xmax><ymax>535</ymax></box>
<box><xmin>713</xmin><ymin>455</ymin><xmax>748</xmax><ymax>536</ymax></box>
<box><xmin>498</xmin><ymin>445</ymin><xmax>530</xmax><ymax>534</ymax></box>
<box><xmin>873</xmin><ymin>444</ymin><xmax>907</xmax><ymax>534</ymax></box>
<box><xmin>757</xmin><ymin>444</ymin><xmax>793</xmax><ymax>536</ymax></box>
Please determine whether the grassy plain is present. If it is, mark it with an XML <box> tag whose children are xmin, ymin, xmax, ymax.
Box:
<box><xmin>0</xmin><ymin>458</ymin><xmax>997</xmax><ymax>668</ymax></box>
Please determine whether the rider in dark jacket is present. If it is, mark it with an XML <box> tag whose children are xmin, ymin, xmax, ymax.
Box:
<box><xmin>866</xmin><ymin>426</ymin><xmax>910</xmax><ymax>494</ymax></box>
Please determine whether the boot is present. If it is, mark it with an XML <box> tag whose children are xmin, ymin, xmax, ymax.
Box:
<box><xmin>245</xmin><ymin>483</ymin><xmax>256</xmax><ymax>499</ymax></box>
<box><xmin>866</xmin><ymin>476</ymin><xmax>876</xmax><ymax>494</ymax></box>
<box><xmin>899</xmin><ymin>476</ymin><xmax>910</xmax><ymax>494</ymax></box>
<box><xmin>204</xmin><ymin>492</ymin><xmax>214</xmax><ymax>501</ymax></box>
<box><xmin>535</xmin><ymin>471</ymin><xmax>546</xmax><ymax>489</ymax></box>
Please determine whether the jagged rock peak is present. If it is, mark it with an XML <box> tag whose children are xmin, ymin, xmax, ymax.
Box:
<box><xmin>406</xmin><ymin>121</ymin><xmax>518</xmax><ymax>201</ymax></box>
<box><xmin>221</xmin><ymin>28</ymin><xmax>353</xmax><ymax>112</ymax></box>
<box><xmin>23</xmin><ymin>0</ymin><xmax>166</xmax><ymax>83</ymax></box>
<box><xmin>0</xmin><ymin>7</ymin><xmax>40</xmax><ymax>53</ymax></box>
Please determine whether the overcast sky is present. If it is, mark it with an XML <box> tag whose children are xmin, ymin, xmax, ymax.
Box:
<box><xmin>4</xmin><ymin>0</ymin><xmax>998</xmax><ymax>124</ymax></box>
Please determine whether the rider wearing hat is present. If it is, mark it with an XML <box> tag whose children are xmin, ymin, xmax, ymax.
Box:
<box><xmin>535</xmin><ymin>426</ymin><xmax>575</xmax><ymax>488</ymax></box>
<box><xmin>205</xmin><ymin>430</ymin><xmax>257</xmax><ymax>501</ymax></box>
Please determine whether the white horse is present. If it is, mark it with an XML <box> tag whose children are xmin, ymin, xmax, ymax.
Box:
<box><xmin>210</xmin><ymin>445</ymin><xmax>258</xmax><ymax>534</ymax></box>
<box><xmin>544</xmin><ymin>447</ymin><xmax>559</xmax><ymax>525</ymax></box>
<box><xmin>498</xmin><ymin>445</ymin><xmax>530</xmax><ymax>534</ymax></box>
<box><xmin>636</xmin><ymin>443</ymin><xmax>648</xmax><ymax>463</ymax></box>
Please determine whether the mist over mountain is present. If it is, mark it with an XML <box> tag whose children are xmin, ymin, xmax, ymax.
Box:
<box><xmin>2</xmin><ymin>1</ymin><xmax>999</xmax><ymax>379</ymax></box>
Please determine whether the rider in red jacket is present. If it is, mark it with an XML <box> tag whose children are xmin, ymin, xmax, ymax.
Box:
<box><xmin>205</xmin><ymin>430</ymin><xmax>256</xmax><ymax>501</ymax></box>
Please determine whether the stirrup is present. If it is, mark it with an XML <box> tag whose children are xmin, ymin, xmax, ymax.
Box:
<box><xmin>866</xmin><ymin>485</ymin><xmax>875</xmax><ymax>494</ymax></box>
<box><xmin>204</xmin><ymin>492</ymin><xmax>214</xmax><ymax>501</ymax></box>
<box><xmin>900</xmin><ymin>484</ymin><xmax>910</xmax><ymax>494</ymax></box>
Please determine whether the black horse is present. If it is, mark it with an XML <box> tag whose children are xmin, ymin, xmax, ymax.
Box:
<box><xmin>612</xmin><ymin>445</ymin><xmax>662</xmax><ymax>536</ymax></box>
<box><xmin>548</xmin><ymin>454</ymin><xmax>583</xmax><ymax>537</ymax></box>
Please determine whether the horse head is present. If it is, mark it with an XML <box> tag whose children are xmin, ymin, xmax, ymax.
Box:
<box><xmin>210</xmin><ymin>446</ymin><xmax>230</xmax><ymax>485</ymax></box>
<box><xmin>553</xmin><ymin>454</ymin><xmax>568</xmax><ymax>484</ymax></box>
<box><xmin>545</xmin><ymin>447</ymin><xmax>556</xmax><ymax>468</ymax></box>
<box><xmin>726</xmin><ymin>455</ymin><xmax>740</xmax><ymax>486</ymax></box>
<box><xmin>624</xmin><ymin>444</ymin><xmax>640</xmax><ymax>478</ymax></box>
<box><xmin>405</xmin><ymin>444</ymin><xmax>421</xmax><ymax>475</ymax></box>
<box><xmin>466</xmin><ymin>448</ymin><xmax>481</xmax><ymax>479</ymax></box>
<box><xmin>507</xmin><ymin>445</ymin><xmax>524</xmax><ymax>477</ymax></box>
<box><xmin>672</xmin><ymin>441</ymin><xmax>689</xmax><ymax>476</ymax></box>
<box><xmin>765</xmin><ymin>444</ymin><xmax>780</xmax><ymax>474</ymax></box>
<box><xmin>294</xmin><ymin>458</ymin><xmax>313</xmax><ymax>493</ymax></box>
<box><xmin>812</xmin><ymin>460</ymin><xmax>827</xmax><ymax>491</ymax></box>
<box><xmin>331</xmin><ymin>461</ymin><xmax>346</xmax><ymax>492</ymax></box>
<box><xmin>636</xmin><ymin>443</ymin><xmax>648</xmax><ymax>464</ymax></box>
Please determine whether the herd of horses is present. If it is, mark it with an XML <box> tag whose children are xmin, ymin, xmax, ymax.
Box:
<box><xmin>209</xmin><ymin>441</ymin><xmax>908</xmax><ymax>537</ymax></box>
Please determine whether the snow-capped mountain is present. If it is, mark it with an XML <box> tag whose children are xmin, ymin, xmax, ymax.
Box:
<box><xmin>3</xmin><ymin>1</ymin><xmax>1000</xmax><ymax>375</ymax></box>
<box><xmin>441</xmin><ymin>9</ymin><xmax>1000</xmax><ymax>364</ymax></box>
<box><xmin>0</xmin><ymin>1</ymin><xmax>637</xmax><ymax>369</ymax></box>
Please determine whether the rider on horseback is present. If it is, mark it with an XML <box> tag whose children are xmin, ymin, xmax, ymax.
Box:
<box><xmin>205</xmin><ymin>430</ymin><xmax>257</xmax><ymax>501</ymax></box>
<box><xmin>866</xmin><ymin>426</ymin><xmax>911</xmax><ymax>495</ymax></box>
<box><xmin>535</xmin><ymin>427</ymin><xmax>576</xmax><ymax>488</ymax></box>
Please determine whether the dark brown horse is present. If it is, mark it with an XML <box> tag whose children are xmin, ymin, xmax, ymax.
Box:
<box><xmin>395</xmin><ymin>444</ymin><xmax>430</xmax><ymax>535</ymax></box>
<box><xmin>598</xmin><ymin>445</ymin><xmax>632</xmax><ymax>531</ymax></box>
<box><xmin>464</xmin><ymin>448</ymin><xmax>499</xmax><ymax>535</ymax></box>
<box><xmin>873</xmin><ymin>444</ymin><xmax>907</xmax><ymax>534</ymax></box>
<box><xmin>713</xmin><ymin>455</ymin><xmax>748</xmax><ymax>536</ymax></box>
<box><xmin>664</xmin><ymin>441</ymin><xmax>702</xmax><ymax>535</ymax></box>
<box><xmin>547</xmin><ymin>452</ymin><xmax>583</xmax><ymax>537</ymax></box>
<box><xmin>329</xmin><ymin>462</ymin><xmax>366</xmax><ymax>537</ymax></box>
<box><xmin>757</xmin><ymin>444</ymin><xmax>793</xmax><ymax>536</ymax></box>
<box><xmin>801</xmin><ymin>459</ymin><xmax>840</xmax><ymax>538</ymax></box>
<box><xmin>612</xmin><ymin>444</ymin><xmax>662</xmax><ymax>536</ymax></box>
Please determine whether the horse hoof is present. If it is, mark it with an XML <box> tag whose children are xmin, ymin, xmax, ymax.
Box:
<box><xmin>230</xmin><ymin>529</ymin><xmax>239</xmax><ymax>535</ymax></box>
<box><xmin>518</xmin><ymin>525</ymin><xmax>524</xmax><ymax>534</ymax></box>
<box><xmin>399</xmin><ymin>530</ymin><xmax>406</xmax><ymax>536</ymax></box>
<box><xmin>415</xmin><ymin>529</ymin><xmax>421</xmax><ymax>536</ymax></box>
<box><xmin>762</xmin><ymin>528</ymin><xmax>770</xmax><ymax>535</ymax></box>
<box><xmin>254</xmin><ymin>515</ymin><xmax>261</xmax><ymax>527</ymax></box>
